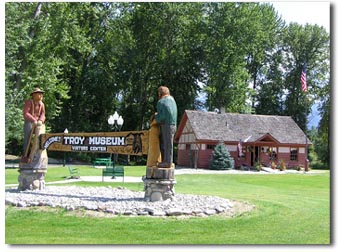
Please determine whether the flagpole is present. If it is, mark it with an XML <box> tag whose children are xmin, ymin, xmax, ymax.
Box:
<box><xmin>305</xmin><ymin>124</ymin><xmax>308</xmax><ymax>172</ymax></box>
<box><xmin>305</xmin><ymin>95</ymin><xmax>309</xmax><ymax>172</ymax></box>
<box><xmin>301</xmin><ymin>63</ymin><xmax>309</xmax><ymax>172</ymax></box>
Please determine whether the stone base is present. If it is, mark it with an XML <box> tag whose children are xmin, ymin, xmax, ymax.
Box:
<box><xmin>18</xmin><ymin>169</ymin><xmax>47</xmax><ymax>191</ymax></box>
<box><xmin>18</xmin><ymin>147</ymin><xmax>48</xmax><ymax>191</ymax></box>
<box><xmin>143</xmin><ymin>178</ymin><xmax>176</xmax><ymax>202</ymax></box>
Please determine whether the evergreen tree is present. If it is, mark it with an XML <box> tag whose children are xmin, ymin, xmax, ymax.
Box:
<box><xmin>209</xmin><ymin>143</ymin><xmax>234</xmax><ymax>170</ymax></box>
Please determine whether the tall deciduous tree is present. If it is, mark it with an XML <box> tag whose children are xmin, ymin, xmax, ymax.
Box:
<box><xmin>47</xmin><ymin>2</ymin><xmax>130</xmax><ymax>133</ymax></box>
<box><xmin>315</xmin><ymin>77</ymin><xmax>330</xmax><ymax>166</ymax></box>
<box><xmin>203</xmin><ymin>3</ymin><xmax>261</xmax><ymax>113</ymax></box>
<box><xmin>118</xmin><ymin>2</ymin><xmax>205</xmax><ymax>130</ymax></box>
<box><xmin>281</xmin><ymin>23</ymin><xmax>329</xmax><ymax>132</ymax></box>
<box><xmin>5</xmin><ymin>2</ymin><xmax>69</xmax><ymax>151</ymax></box>
<box><xmin>244</xmin><ymin>3</ymin><xmax>285</xmax><ymax>110</ymax></box>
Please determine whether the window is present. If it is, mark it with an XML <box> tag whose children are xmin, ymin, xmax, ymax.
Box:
<box><xmin>268</xmin><ymin>147</ymin><xmax>277</xmax><ymax>160</ymax></box>
<box><xmin>207</xmin><ymin>144</ymin><xmax>215</xmax><ymax>150</ymax></box>
<box><xmin>290</xmin><ymin>147</ymin><xmax>298</xmax><ymax>161</ymax></box>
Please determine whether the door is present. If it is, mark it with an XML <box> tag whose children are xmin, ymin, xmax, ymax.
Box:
<box><xmin>251</xmin><ymin>146</ymin><xmax>260</xmax><ymax>166</ymax></box>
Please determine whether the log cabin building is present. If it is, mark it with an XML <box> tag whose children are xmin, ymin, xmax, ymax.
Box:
<box><xmin>174</xmin><ymin>110</ymin><xmax>312</xmax><ymax>169</ymax></box>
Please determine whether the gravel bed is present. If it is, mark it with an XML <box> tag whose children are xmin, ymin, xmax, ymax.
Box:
<box><xmin>5</xmin><ymin>186</ymin><xmax>236</xmax><ymax>217</ymax></box>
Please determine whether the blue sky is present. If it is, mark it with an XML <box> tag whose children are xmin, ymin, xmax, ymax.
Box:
<box><xmin>270</xmin><ymin>1</ymin><xmax>330</xmax><ymax>32</ymax></box>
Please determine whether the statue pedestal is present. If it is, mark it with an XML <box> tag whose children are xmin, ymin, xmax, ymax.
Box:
<box><xmin>18</xmin><ymin>123</ymin><xmax>48</xmax><ymax>191</ymax></box>
<box><xmin>143</xmin><ymin>178</ymin><xmax>176</xmax><ymax>202</ymax></box>
<box><xmin>18</xmin><ymin>148</ymin><xmax>48</xmax><ymax>191</ymax></box>
<box><xmin>143</xmin><ymin>164</ymin><xmax>176</xmax><ymax>201</ymax></box>
<box><xmin>18</xmin><ymin>168</ymin><xmax>47</xmax><ymax>191</ymax></box>
<box><xmin>145</xmin><ymin>165</ymin><xmax>175</xmax><ymax>179</ymax></box>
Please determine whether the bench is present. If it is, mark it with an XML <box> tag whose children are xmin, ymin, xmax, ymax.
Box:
<box><xmin>68</xmin><ymin>166</ymin><xmax>80</xmax><ymax>179</ymax></box>
<box><xmin>102</xmin><ymin>166</ymin><xmax>124</xmax><ymax>182</ymax></box>
<box><xmin>5</xmin><ymin>159</ymin><xmax>20</xmax><ymax>168</ymax></box>
<box><xmin>93</xmin><ymin>158</ymin><xmax>112</xmax><ymax>167</ymax></box>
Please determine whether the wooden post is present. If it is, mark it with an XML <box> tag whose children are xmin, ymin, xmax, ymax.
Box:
<box><xmin>305</xmin><ymin>135</ymin><xmax>309</xmax><ymax>172</ymax></box>
<box><xmin>23</xmin><ymin>124</ymin><xmax>35</xmax><ymax>160</ymax></box>
<box><xmin>146</xmin><ymin>165</ymin><xmax>175</xmax><ymax>180</ymax></box>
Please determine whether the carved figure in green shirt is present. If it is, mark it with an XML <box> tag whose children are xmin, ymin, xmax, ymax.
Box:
<box><xmin>154</xmin><ymin>86</ymin><xmax>177</xmax><ymax>168</ymax></box>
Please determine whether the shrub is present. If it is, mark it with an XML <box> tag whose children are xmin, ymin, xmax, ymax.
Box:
<box><xmin>255</xmin><ymin>161</ymin><xmax>262</xmax><ymax>171</ymax></box>
<box><xmin>271</xmin><ymin>161</ymin><xmax>277</xmax><ymax>169</ymax></box>
<box><xmin>209</xmin><ymin>143</ymin><xmax>234</xmax><ymax>170</ymax></box>
<box><xmin>278</xmin><ymin>160</ymin><xmax>286</xmax><ymax>171</ymax></box>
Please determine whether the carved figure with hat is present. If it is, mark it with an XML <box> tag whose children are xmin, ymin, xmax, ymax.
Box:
<box><xmin>22</xmin><ymin>87</ymin><xmax>46</xmax><ymax>162</ymax></box>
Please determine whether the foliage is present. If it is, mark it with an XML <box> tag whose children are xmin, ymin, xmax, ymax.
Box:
<box><xmin>118</xmin><ymin>2</ymin><xmax>205</xmax><ymax>130</ymax></box>
<box><xmin>209</xmin><ymin>143</ymin><xmax>234</xmax><ymax>170</ymax></box>
<box><xmin>203</xmin><ymin>3</ymin><xmax>252</xmax><ymax>112</ymax></box>
<box><xmin>315</xmin><ymin>75</ymin><xmax>330</xmax><ymax>167</ymax></box>
<box><xmin>271</xmin><ymin>161</ymin><xmax>277</xmax><ymax>169</ymax></box>
<box><xmin>5</xmin><ymin>3</ymin><xmax>70</xmax><ymax>136</ymax></box>
<box><xmin>280</xmin><ymin>23</ymin><xmax>329</xmax><ymax>132</ymax></box>
<box><xmin>278</xmin><ymin>159</ymin><xmax>286</xmax><ymax>171</ymax></box>
<box><xmin>254</xmin><ymin>160</ymin><xmax>262</xmax><ymax>171</ymax></box>
<box><xmin>5</xmin><ymin>2</ymin><xmax>330</xmax><ymax>168</ymax></box>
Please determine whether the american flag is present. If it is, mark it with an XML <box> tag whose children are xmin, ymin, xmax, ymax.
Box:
<box><xmin>301</xmin><ymin>64</ymin><xmax>307</xmax><ymax>92</ymax></box>
<box><xmin>237</xmin><ymin>140</ymin><xmax>243</xmax><ymax>157</ymax></box>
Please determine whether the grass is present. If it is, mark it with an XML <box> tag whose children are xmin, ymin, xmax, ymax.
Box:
<box><xmin>5</xmin><ymin>167</ymin><xmax>330</xmax><ymax>244</ymax></box>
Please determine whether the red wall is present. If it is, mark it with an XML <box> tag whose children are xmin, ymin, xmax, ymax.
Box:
<box><xmin>177</xmin><ymin>143</ymin><xmax>307</xmax><ymax>169</ymax></box>
<box><xmin>177</xmin><ymin>149</ymin><xmax>191</xmax><ymax>167</ymax></box>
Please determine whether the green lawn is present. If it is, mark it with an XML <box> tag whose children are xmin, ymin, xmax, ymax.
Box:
<box><xmin>5</xmin><ymin>167</ymin><xmax>330</xmax><ymax>244</ymax></box>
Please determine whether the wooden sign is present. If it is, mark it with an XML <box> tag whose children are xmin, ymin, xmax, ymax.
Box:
<box><xmin>40</xmin><ymin>131</ymin><xmax>149</xmax><ymax>155</ymax></box>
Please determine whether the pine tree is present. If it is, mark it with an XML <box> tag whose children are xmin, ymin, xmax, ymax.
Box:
<box><xmin>209</xmin><ymin>143</ymin><xmax>234</xmax><ymax>170</ymax></box>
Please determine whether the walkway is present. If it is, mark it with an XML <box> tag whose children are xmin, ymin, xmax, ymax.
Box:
<box><xmin>5</xmin><ymin>176</ymin><xmax>142</xmax><ymax>188</ymax></box>
<box><xmin>5</xmin><ymin>167</ymin><xmax>327</xmax><ymax>188</ymax></box>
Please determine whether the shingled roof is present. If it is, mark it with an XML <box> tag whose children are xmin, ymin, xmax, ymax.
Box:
<box><xmin>175</xmin><ymin>110</ymin><xmax>311</xmax><ymax>145</ymax></box>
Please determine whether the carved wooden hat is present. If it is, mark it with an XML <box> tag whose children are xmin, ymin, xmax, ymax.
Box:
<box><xmin>30</xmin><ymin>88</ymin><xmax>45</xmax><ymax>95</ymax></box>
